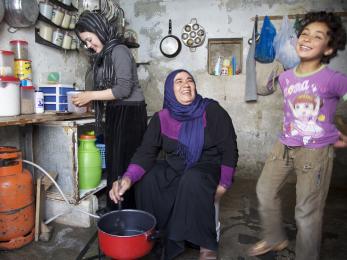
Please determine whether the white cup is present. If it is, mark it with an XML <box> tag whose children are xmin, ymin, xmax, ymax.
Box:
<box><xmin>67</xmin><ymin>91</ymin><xmax>87</xmax><ymax>113</ymax></box>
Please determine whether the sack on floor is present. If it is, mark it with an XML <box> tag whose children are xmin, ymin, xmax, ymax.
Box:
<box><xmin>255</xmin><ymin>16</ymin><xmax>277</xmax><ymax>63</ymax></box>
<box><xmin>256</xmin><ymin>60</ymin><xmax>284</xmax><ymax>96</ymax></box>
<box><xmin>273</xmin><ymin>15</ymin><xmax>300</xmax><ymax>69</ymax></box>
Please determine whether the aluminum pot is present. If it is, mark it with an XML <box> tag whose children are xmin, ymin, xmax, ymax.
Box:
<box><xmin>4</xmin><ymin>0</ymin><xmax>39</xmax><ymax>28</ymax></box>
<box><xmin>0</xmin><ymin>0</ymin><xmax>4</xmax><ymax>24</ymax></box>
<box><xmin>97</xmin><ymin>209</ymin><xmax>158</xmax><ymax>259</ymax></box>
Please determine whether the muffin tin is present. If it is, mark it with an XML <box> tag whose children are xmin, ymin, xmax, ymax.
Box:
<box><xmin>181</xmin><ymin>18</ymin><xmax>205</xmax><ymax>52</ymax></box>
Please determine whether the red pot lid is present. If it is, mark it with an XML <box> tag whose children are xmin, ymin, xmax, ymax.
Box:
<box><xmin>0</xmin><ymin>76</ymin><xmax>20</xmax><ymax>83</ymax></box>
<box><xmin>80</xmin><ymin>135</ymin><xmax>96</xmax><ymax>140</ymax></box>
<box><xmin>0</xmin><ymin>50</ymin><xmax>14</xmax><ymax>55</ymax></box>
<box><xmin>9</xmin><ymin>40</ymin><xmax>28</xmax><ymax>45</ymax></box>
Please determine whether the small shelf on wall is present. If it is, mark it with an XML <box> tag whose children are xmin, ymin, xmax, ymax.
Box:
<box><xmin>207</xmin><ymin>38</ymin><xmax>243</xmax><ymax>75</ymax></box>
<box><xmin>38</xmin><ymin>14</ymin><xmax>75</xmax><ymax>31</ymax></box>
<box><xmin>124</xmin><ymin>40</ymin><xmax>140</xmax><ymax>49</ymax></box>
<box><xmin>48</xmin><ymin>0</ymin><xmax>78</xmax><ymax>12</ymax></box>
<box><xmin>35</xmin><ymin>28</ymin><xmax>78</xmax><ymax>52</ymax></box>
<box><xmin>136</xmin><ymin>62</ymin><xmax>150</xmax><ymax>68</ymax></box>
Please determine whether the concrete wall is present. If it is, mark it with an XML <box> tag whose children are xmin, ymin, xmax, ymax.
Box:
<box><xmin>0</xmin><ymin>22</ymin><xmax>88</xmax><ymax>88</ymax></box>
<box><xmin>119</xmin><ymin>0</ymin><xmax>347</xmax><ymax>176</ymax></box>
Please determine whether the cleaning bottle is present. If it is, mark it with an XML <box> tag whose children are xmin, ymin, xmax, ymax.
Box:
<box><xmin>214</xmin><ymin>56</ymin><xmax>222</xmax><ymax>76</ymax></box>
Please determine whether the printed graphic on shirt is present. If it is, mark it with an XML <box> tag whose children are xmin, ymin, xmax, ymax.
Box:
<box><xmin>283</xmin><ymin>79</ymin><xmax>325</xmax><ymax>145</ymax></box>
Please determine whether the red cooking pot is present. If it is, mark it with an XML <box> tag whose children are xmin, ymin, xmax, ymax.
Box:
<box><xmin>97</xmin><ymin>209</ymin><xmax>157</xmax><ymax>260</ymax></box>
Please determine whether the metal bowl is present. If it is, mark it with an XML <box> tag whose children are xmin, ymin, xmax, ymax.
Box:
<box><xmin>4</xmin><ymin>0</ymin><xmax>39</xmax><ymax>28</ymax></box>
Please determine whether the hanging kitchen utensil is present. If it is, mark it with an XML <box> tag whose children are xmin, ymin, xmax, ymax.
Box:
<box><xmin>4</xmin><ymin>0</ymin><xmax>39</xmax><ymax>28</ymax></box>
<box><xmin>248</xmin><ymin>15</ymin><xmax>260</xmax><ymax>45</ymax></box>
<box><xmin>181</xmin><ymin>18</ymin><xmax>206</xmax><ymax>52</ymax></box>
<box><xmin>160</xmin><ymin>19</ymin><xmax>182</xmax><ymax>58</ymax></box>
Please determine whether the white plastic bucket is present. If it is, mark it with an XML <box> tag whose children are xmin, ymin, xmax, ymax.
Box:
<box><xmin>0</xmin><ymin>76</ymin><xmax>20</xmax><ymax>116</ymax></box>
<box><xmin>67</xmin><ymin>91</ymin><xmax>87</xmax><ymax>113</ymax></box>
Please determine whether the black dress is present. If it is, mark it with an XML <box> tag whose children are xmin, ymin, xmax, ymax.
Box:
<box><xmin>103</xmin><ymin>45</ymin><xmax>147</xmax><ymax>209</ymax></box>
<box><xmin>131</xmin><ymin>102</ymin><xmax>238</xmax><ymax>259</ymax></box>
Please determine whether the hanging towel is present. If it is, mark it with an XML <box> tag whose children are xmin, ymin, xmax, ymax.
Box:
<box><xmin>245</xmin><ymin>16</ymin><xmax>258</xmax><ymax>102</ymax></box>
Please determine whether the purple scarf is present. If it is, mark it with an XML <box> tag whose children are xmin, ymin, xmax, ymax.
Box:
<box><xmin>163</xmin><ymin>69</ymin><xmax>214</xmax><ymax>168</ymax></box>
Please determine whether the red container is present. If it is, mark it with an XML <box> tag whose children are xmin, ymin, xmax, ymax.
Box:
<box><xmin>97</xmin><ymin>209</ymin><xmax>157</xmax><ymax>260</ymax></box>
<box><xmin>0</xmin><ymin>50</ymin><xmax>14</xmax><ymax>76</ymax></box>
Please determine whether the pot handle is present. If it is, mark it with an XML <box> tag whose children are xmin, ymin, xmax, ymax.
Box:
<box><xmin>147</xmin><ymin>230</ymin><xmax>163</xmax><ymax>241</ymax></box>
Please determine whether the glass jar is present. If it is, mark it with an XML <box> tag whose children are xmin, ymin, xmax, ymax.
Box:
<box><xmin>71</xmin><ymin>0</ymin><xmax>78</xmax><ymax>8</ymax></box>
<box><xmin>9</xmin><ymin>40</ymin><xmax>28</xmax><ymax>60</ymax></box>
<box><xmin>39</xmin><ymin>0</ymin><xmax>53</xmax><ymax>20</ymax></box>
<box><xmin>70</xmin><ymin>35</ymin><xmax>78</xmax><ymax>50</ymax></box>
<box><xmin>51</xmin><ymin>7</ymin><xmax>64</xmax><ymax>26</ymax></box>
<box><xmin>69</xmin><ymin>14</ymin><xmax>77</xmax><ymax>29</ymax></box>
<box><xmin>61</xmin><ymin>12</ymin><xmax>71</xmax><ymax>29</ymax></box>
<box><xmin>62</xmin><ymin>0</ymin><xmax>72</xmax><ymax>5</ymax></box>
<box><xmin>38</xmin><ymin>23</ymin><xmax>53</xmax><ymax>42</ymax></box>
<box><xmin>21</xmin><ymin>86</ymin><xmax>35</xmax><ymax>114</ymax></box>
<box><xmin>0</xmin><ymin>50</ymin><xmax>14</xmax><ymax>77</ymax></box>
<box><xmin>62</xmin><ymin>32</ymin><xmax>72</xmax><ymax>49</ymax></box>
<box><xmin>52</xmin><ymin>28</ymin><xmax>64</xmax><ymax>46</ymax></box>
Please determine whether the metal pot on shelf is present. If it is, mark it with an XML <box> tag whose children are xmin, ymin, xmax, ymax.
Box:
<box><xmin>4</xmin><ymin>0</ymin><xmax>39</xmax><ymax>28</ymax></box>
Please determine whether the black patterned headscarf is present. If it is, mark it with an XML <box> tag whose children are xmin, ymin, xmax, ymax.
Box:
<box><xmin>75</xmin><ymin>11</ymin><xmax>122</xmax><ymax>133</ymax></box>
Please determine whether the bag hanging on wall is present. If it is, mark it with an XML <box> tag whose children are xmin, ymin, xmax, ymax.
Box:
<box><xmin>273</xmin><ymin>15</ymin><xmax>300</xmax><ymax>69</ymax></box>
<box><xmin>245</xmin><ymin>16</ymin><xmax>258</xmax><ymax>102</ymax></box>
<box><xmin>255</xmin><ymin>16</ymin><xmax>277</xmax><ymax>63</ymax></box>
<box><xmin>256</xmin><ymin>60</ymin><xmax>284</xmax><ymax>96</ymax></box>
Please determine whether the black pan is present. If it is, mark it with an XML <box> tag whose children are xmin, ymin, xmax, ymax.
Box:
<box><xmin>160</xmin><ymin>19</ymin><xmax>182</xmax><ymax>58</ymax></box>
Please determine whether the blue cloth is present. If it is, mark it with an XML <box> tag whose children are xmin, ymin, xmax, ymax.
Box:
<box><xmin>163</xmin><ymin>69</ymin><xmax>213</xmax><ymax>168</ymax></box>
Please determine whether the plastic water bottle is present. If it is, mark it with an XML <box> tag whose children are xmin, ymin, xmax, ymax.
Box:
<box><xmin>78</xmin><ymin>134</ymin><xmax>102</xmax><ymax>189</ymax></box>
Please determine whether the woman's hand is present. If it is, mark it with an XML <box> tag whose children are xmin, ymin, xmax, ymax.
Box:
<box><xmin>71</xmin><ymin>91</ymin><xmax>94</xmax><ymax>107</ymax></box>
<box><xmin>109</xmin><ymin>176</ymin><xmax>132</xmax><ymax>204</ymax></box>
<box><xmin>334</xmin><ymin>131</ymin><xmax>347</xmax><ymax>148</ymax></box>
<box><xmin>214</xmin><ymin>185</ymin><xmax>227</xmax><ymax>203</ymax></box>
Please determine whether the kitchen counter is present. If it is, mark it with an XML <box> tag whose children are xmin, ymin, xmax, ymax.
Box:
<box><xmin>0</xmin><ymin>112</ymin><xmax>95</xmax><ymax>127</ymax></box>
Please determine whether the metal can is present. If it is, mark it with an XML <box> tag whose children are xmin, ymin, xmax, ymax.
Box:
<box><xmin>34</xmin><ymin>91</ymin><xmax>44</xmax><ymax>114</ymax></box>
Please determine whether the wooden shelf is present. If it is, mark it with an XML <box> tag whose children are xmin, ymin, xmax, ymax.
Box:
<box><xmin>0</xmin><ymin>112</ymin><xmax>94</xmax><ymax>127</ymax></box>
<box><xmin>136</xmin><ymin>62</ymin><xmax>150</xmax><ymax>67</ymax></box>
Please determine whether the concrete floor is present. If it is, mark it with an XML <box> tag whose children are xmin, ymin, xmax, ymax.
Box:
<box><xmin>1</xmin><ymin>160</ymin><xmax>347</xmax><ymax>260</ymax></box>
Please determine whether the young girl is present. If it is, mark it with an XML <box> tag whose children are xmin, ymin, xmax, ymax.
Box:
<box><xmin>248</xmin><ymin>11</ymin><xmax>347</xmax><ymax>260</ymax></box>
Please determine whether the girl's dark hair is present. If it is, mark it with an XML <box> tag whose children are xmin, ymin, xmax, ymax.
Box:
<box><xmin>297</xmin><ymin>11</ymin><xmax>346</xmax><ymax>63</ymax></box>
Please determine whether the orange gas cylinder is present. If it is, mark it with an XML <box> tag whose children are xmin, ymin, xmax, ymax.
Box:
<box><xmin>0</xmin><ymin>146</ymin><xmax>35</xmax><ymax>250</ymax></box>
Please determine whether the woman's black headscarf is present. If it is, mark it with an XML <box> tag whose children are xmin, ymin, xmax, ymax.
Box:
<box><xmin>75</xmin><ymin>11</ymin><xmax>122</xmax><ymax>132</ymax></box>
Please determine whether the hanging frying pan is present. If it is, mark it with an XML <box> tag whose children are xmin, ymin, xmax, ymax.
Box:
<box><xmin>160</xmin><ymin>19</ymin><xmax>181</xmax><ymax>58</ymax></box>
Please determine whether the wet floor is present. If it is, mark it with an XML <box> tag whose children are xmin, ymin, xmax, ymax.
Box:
<box><xmin>1</xmin><ymin>161</ymin><xmax>347</xmax><ymax>260</ymax></box>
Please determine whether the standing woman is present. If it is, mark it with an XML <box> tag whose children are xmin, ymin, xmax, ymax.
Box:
<box><xmin>73</xmin><ymin>11</ymin><xmax>147</xmax><ymax>209</ymax></box>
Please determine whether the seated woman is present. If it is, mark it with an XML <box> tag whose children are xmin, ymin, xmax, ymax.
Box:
<box><xmin>109</xmin><ymin>69</ymin><xmax>238</xmax><ymax>260</ymax></box>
